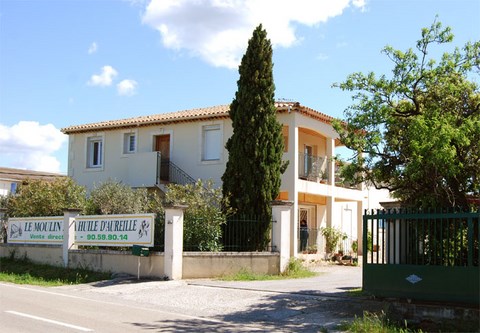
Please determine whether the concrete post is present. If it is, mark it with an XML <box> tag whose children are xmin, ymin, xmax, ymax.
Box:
<box><xmin>63</xmin><ymin>209</ymin><xmax>81</xmax><ymax>267</ymax></box>
<box><xmin>271</xmin><ymin>200</ymin><xmax>293</xmax><ymax>273</ymax></box>
<box><xmin>164</xmin><ymin>205</ymin><xmax>187</xmax><ymax>280</ymax></box>
<box><xmin>326</xmin><ymin>138</ymin><xmax>335</xmax><ymax>185</ymax></box>
<box><xmin>356</xmin><ymin>200</ymin><xmax>363</xmax><ymax>256</ymax></box>
<box><xmin>292</xmin><ymin>125</ymin><xmax>299</xmax><ymax>257</ymax></box>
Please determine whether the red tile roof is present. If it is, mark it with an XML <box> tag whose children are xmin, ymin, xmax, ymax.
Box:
<box><xmin>61</xmin><ymin>102</ymin><xmax>335</xmax><ymax>134</ymax></box>
<box><xmin>0</xmin><ymin>167</ymin><xmax>65</xmax><ymax>182</ymax></box>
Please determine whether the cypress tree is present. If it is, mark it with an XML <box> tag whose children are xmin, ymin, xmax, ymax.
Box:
<box><xmin>222</xmin><ymin>24</ymin><xmax>287</xmax><ymax>250</ymax></box>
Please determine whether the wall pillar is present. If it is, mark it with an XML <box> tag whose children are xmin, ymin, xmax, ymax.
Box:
<box><xmin>326</xmin><ymin>196</ymin><xmax>336</xmax><ymax>229</ymax></box>
<box><xmin>291</xmin><ymin>125</ymin><xmax>299</xmax><ymax>256</ymax></box>
<box><xmin>271</xmin><ymin>200</ymin><xmax>293</xmax><ymax>273</ymax></box>
<box><xmin>164</xmin><ymin>205</ymin><xmax>187</xmax><ymax>280</ymax></box>
<box><xmin>326</xmin><ymin>138</ymin><xmax>335</xmax><ymax>185</ymax></box>
<box><xmin>357</xmin><ymin>200</ymin><xmax>364</xmax><ymax>256</ymax></box>
<box><xmin>63</xmin><ymin>209</ymin><xmax>81</xmax><ymax>267</ymax></box>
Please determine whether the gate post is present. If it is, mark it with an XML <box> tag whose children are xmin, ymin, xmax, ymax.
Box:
<box><xmin>164</xmin><ymin>205</ymin><xmax>187</xmax><ymax>280</ymax></box>
<box><xmin>63</xmin><ymin>208</ymin><xmax>81</xmax><ymax>267</ymax></box>
<box><xmin>271</xmin><ymin>200</ymin><xmax>293</xmax><ymax>273</ymax></box>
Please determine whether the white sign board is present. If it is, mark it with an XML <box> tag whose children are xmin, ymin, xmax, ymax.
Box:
<box><xmin>75</xmin><ymin>214</ymin><xmax>155</xmax><ymax>247</ymax></box>
<box><xmin>7</xmin><ymin>217</ymin><xmax>64</xmax><ymax>245</ymax></box>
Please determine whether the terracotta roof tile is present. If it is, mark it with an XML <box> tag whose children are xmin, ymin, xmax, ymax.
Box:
<box><xmin>61</xmin><ymin>102</ymin><xmax>335</xmax><ymax>134</ymax></box>
<box><xmin>0</xmin><ymin>167</ymin><xmax>65</xmax><ymax>182</ymax></box>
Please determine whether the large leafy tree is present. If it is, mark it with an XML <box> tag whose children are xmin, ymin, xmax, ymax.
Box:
<box><xmin>333</xmin><ymin>20</ymin><xmax>480</xmax><ymax>209</ymax></box>
<box><xmin>222</xmin><ymin>24</ymin><xmax>287</xmax><ymax>249</ymax></box>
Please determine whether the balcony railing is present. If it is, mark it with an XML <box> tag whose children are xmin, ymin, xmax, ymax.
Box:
<box><xmin>298</xmin><ymin>153</ymin><xmax>328</xmax><ymax>182</ymax></box>
<box><xmin>298</xmin><ymin>153</ymin><xmax>360</xmax><ymax>189</ymax></box>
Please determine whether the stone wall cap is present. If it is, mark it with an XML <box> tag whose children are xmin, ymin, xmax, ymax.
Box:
<box><xmin>271</xmin><ymin>200</ymin><xmax>294</xmax><ymax>206</ymax></box>
<box><xmin>63</xmin><ymin>208</ymin><xmax>82</xmax><ymax>212</ymax></box>
<box><xmin>163</xmin><ymin>204</ymin><xmax>189</xmax><ymax>210</ymax></box>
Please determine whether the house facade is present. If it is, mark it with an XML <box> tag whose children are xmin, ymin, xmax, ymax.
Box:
<box><xmin>0</xmin><ymin>167</ymin><xmax>65</xmax><ymax>197</ymax></box>
<box><xmin>62</xmin><ymin>102</ymin><xmax>391</xmax><ymax>256</ymax></box>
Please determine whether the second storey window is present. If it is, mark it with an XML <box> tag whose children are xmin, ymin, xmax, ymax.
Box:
<box><xmin>202</xmin><ymin>124</ymin><xmax>221</xmax><ymax>161</ymax></box>
<box><xmin>87</xmin><ymin>136</ymin><xmax>103</xmax><ymax>168</ymax></box>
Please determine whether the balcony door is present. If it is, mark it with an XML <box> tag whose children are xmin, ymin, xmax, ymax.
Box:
<box><xmin>154</xmin><ymin>134</ymin><xmax>170</xmax><ymax>181</ymax></box>
<box><xmin>304</xmin><ymin>145</ymin><xmax>313</xmax><ymax>176</ymax></box>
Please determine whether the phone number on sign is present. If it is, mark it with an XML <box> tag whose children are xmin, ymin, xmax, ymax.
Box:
<box><xmin>86</xmin><ymin>234</ymin><xmax>128</xmax><ymax>241</ymax></box>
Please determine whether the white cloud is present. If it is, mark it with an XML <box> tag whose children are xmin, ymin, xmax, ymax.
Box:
<box><xmin>87</xmin><ymin>65</ymin><xmax>118</xmax><ymax>86</ymax></box>
<box><xmin>142</xmin><ymin>0</ymin><xmax>366</xmax><ymax>69</ymax></box>
<box><xmin>117</xmin><ymin>79</ymin><xmax>138</xmax><ymax>96</ymax></box>
<box><xmin>88</xmin><ymin>42</ymin><xmax>98</xmax><ymax>54</ymax></box>
<box><xmin>0</xmin><ymin>121</ymin><xmax>67</xmax><ymax>173</ymax></box>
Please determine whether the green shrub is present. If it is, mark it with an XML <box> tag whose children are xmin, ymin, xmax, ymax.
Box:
<box><xmin>343</xmin><ymin>311</ymin><xmax>421</xmax><ymax>333</ymax></box>
<box><xmin>85</xmin><ymin>179</ymin><xmax>162</xmax><ymax>215</ymax></box>
<box><xmin>165</xmin><ymin>179</ymin><xmax>232</xmax><ymax>251</ymax></box>
<box><xmin>321</xmin><ymin>226</ymin><xmax>347</xmax><ymax>255</ymax></box>
<box><xmin>6</xmin><ymin>177</ymin><xmax>86</xmax><ymax>217</ymax></box>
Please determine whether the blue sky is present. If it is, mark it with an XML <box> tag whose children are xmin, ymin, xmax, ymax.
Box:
<box><xmin>0</xmin><ymin>0</ymin><xmax>479</xmax><ymax>174</ymax></box>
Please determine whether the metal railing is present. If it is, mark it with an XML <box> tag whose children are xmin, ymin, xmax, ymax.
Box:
<box><xmin>156</xmin><ymin>152</ymin><xmax>196</xmax><ymax>186</ymax></box>
<box><xmin>154</xmin><ymin>214</ymin><xmax>275</xmax><ymax>252</ymax></box>
<box><xmin>363</xmin><ymin>208</ymin><xmax>479</xmax><ymax>305</ymax></box>
<box><xmin>298</xmin><ymin>153</ymin><xmax>328</xmax><ymax>182</ymax></box>
<box><xmin>297</xmin><ymin>153</ymin><xmax>360</xmax><ymax>189</ymax></box>
<box><xmin>168</xmin><ymin>160</ymin><xmax>196</xmax><ymax>186</ymax></box>
<box><xmin>182</xmin><ymin>215</ymin><xmax>275</xmax><ymax>252</ymax></box>
<box><xmin>220</xmin><ymin>215</ymin><xmax>275</xmax><ymax>252</ymax></box>
<box><xmin>363</xmin><ymin>209</ymin><xmax>479</xmax><ymax>266</ymax></box>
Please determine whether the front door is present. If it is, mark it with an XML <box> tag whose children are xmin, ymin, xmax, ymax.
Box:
<box><xmin>155</xmin><ymin>134</ymin><xmax>170</xmax><ymax>181</ymax></box>
<box><xmin>298</xmin><ymin>206</ymin><xmax>316</xmax><ymax>253</ymax></box>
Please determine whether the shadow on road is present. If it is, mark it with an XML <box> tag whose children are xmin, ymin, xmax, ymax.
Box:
<box><xmin>125</xmin><ymin>290</ymin><xmax>378</xmax><ymax>332</ymax></box>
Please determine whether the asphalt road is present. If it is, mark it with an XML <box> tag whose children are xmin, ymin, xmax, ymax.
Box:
<box><xmin>0</xmin><ymin>265</ymin><xmax>370</xmax><ymax>332</ymax></box>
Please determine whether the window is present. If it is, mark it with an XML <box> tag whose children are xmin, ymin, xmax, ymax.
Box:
<box><xmin>87</xmin><ymin>136</ymin><xmax>103</xmax><ymax>168</ymax></box>
<box><xmin>10</xmin><ymin>182</ymin><xmax>17</xmax><ymax>194</ymax></box>
<box><xmin>123</xmin><ymin>133</ymin><xmax>136</xmax><ymax>154</ymax></box>
<box><xmin>202</xmin><ymin>124</ymin><xmax>221</xmax><ymax>161</ymax></box>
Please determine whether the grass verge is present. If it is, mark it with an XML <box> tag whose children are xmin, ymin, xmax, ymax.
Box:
<box><xmin>0</xmin><ymin>257</ymin><xmax>112</xmax><ymax>286</ymax></box>
<box><xmin>340</xmin><ymin>311</ymin><xmax>423</xmax><ymax>333</ymax></box>
<box><xmin>221</xmin><ymin>258</ymin><xmax>317</xmax><ymax>281</ymax></box>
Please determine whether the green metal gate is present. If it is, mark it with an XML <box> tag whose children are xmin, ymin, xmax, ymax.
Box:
<box><xmin>363</xmin><ymin>209</ymin><xmax>479</xmax><ymax>305</ymax></box>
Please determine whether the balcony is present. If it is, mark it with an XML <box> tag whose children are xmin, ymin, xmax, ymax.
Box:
<box><xmin>298</xmin><ymin>153</ymin><xmax>360</xmax><ymax>190</ymax></box>
<box><xmin>298</xmin><ymin>152</ymin><xmax>328</xmax><ymax>183</ymax></box>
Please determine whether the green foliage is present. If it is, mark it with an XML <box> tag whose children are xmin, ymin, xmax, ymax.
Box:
<box><xmin>221</xmin><ymin>258</ymin><xmax>315</xmax><ymax>281</ymax></box>
<box><xmin>342</xmin><ymin>311</ymin><xmax>422</xmax><ymax>333</ymax></box>
<box><xmin>351</xmin><ymin>239</ymin><xmax>358</xmax><ymax>254</ymax></box>
<box><xmin>222</xmin><ymin>24</ymin><xmax>287</xmax><ymax>250</ymax></box>
<box><xmin>321</xmin><ymin>226</ymin><xmax>347</xmax><ymax>254</ymax></box>
<box><xmin>333</xmin><ymin>19</ymin><xmax>480</xmax><ymax>209</ymax></box>
<box><xmin>0</xmin><ymin>256</ymin><xmax>111</xmax><ymax>286</ymax></box>
<box><xmin>281</xmin><ymin>258</ymin><xmax>316</xmax><ymax>278</ymax></box>
<box><xmin>5</xmin><ymin>177</ymin><xmax>86</xmax><ymax>217</ymax></box>
<box><xmin>85</xmin><ymin>179</ymin><xmax>162</xmax><ymax>215</ymax></box>
<box><xmin>366</xmin><ymin>231</ymin><xmax>373</xmax><ymax>252</ymax></box>
<box><xmin>165</xmin><ymin>179</ymin><xmax>230</xmax><ymax>251</ymax></box>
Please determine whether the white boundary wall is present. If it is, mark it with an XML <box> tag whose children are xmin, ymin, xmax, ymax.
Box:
<box><xmin>0</xmin><ymin>202</ymin><xmax>292</xmax><ymax>279</ymax></box>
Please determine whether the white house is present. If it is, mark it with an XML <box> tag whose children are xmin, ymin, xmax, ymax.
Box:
<box><xmin>0</xmin><ymin>167</ymin><xmax>65</xmax><ymax>197</ymax></box>
<box><xmin>61</xmin><ymin>101</ymin><xmax>391</xmax><ymax>256</ymax></box>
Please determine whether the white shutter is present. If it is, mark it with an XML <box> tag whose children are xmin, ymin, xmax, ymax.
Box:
<box><xmin>203</xmin><ymin>125</ymin><xmax>221</xmax><ymax>160</ymax></box>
